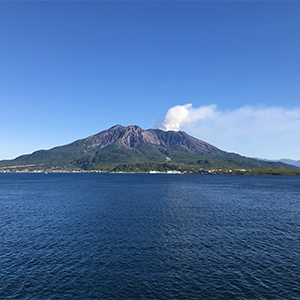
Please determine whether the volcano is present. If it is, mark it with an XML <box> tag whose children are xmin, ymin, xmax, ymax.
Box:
<box><xmin>0</xmin><ymin>125</ymin><xmax>295</xmax><ymax>171</ymax></box>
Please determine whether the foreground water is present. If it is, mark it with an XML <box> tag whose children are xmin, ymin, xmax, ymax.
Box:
<box><xmin>0</xmin><ymin>173</ymin><xmax>299</xmax><ymax>299</ymax></box>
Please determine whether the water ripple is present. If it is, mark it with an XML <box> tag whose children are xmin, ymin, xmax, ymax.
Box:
<box><xmin>1</xmin><ymin>173</ymin><xmax>300</xmax><ymax>299</ymax></box>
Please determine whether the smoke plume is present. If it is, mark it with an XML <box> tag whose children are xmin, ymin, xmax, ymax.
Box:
<box><xmin>162</xmin><ymin>103</ymin><xmax>216</xmax><ymax>131</ymax></box>
<box><xmin>161</xmin><ymin>103</ymin><xmax>300</xmax><ymax>159</ymax></box>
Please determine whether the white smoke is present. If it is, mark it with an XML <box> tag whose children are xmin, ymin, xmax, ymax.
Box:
<box><xmin>161</xmin><ymin>103</ymin><xmax>300</xmax><ymax>159</ymax></box>
<box><xmin>162</xmin><ymin>103</ymin><xmax>217</xmax><ymax>131</ymax></box>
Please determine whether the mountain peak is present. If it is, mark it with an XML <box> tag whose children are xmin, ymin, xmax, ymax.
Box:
<box><xmin>83</xmin><ymin>124</ymin><xmax>219</xmax><ymax>153</ymax></box>
<box><xmin>109</xmin><ymin>124</ymin><xmax>142</xmax><ymax>130</ymax></box>
<box><xmin>2</xmin><ymin>124</ymin><xmax>297</xmax><ymax>171</ymax></box>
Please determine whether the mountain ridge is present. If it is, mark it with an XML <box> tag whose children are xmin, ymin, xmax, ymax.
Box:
<box><xmin>255</xmin><ymin>157</ymin><xmax>300</xmax><ymax>168</ymax></box>
<box><xmin>75</xmin><ymin>124</ymin><xmax>220</xmax><ymax>153</ymax></box>
<box><xmin>0</xmin><ymin>125</ymin><xmax>297</xmax><ymax>172</ymax></box>
<box><xmin>278</xmin><ymin>159</ymin><xmax>300</xmax><ymax>168</ymax></box>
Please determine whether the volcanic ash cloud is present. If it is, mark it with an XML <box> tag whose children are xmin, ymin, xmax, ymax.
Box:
<box><xmin>162</xmin><ymin>103</ymin><xmax>216</xmax><ymax>131</ymax></box>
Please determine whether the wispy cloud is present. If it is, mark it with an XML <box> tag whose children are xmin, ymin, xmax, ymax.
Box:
<box><xmin>161</xmin><ymin>104</ymin><xmax>300</xmax><ymax>159</ymax></box>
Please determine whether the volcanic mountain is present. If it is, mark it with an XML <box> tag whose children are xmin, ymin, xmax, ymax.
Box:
<box><xmin>0</xmin><ymin>125</ymin><xmax>295</xmax><ymax>171</ymax></box>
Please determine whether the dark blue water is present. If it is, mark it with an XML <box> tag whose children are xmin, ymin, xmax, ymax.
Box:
<box><xmin>0</xmin><ymin>173</ymin><xmax>299</xmax><ymax>299</ymax></box>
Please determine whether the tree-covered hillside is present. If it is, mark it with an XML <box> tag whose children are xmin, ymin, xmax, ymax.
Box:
<box><xmin>0</xmin><ymin>125</ymin><xmax>297</xmax><ymax>172</ymax></box>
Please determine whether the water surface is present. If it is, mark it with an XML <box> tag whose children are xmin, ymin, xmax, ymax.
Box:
<box><xmin>1</xmin><ymin>173</ymin><xmax>299</xmax><ymax>299</ymax></box>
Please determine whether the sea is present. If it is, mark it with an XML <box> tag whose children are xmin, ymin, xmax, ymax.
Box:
<box><xmin>0</xmin><ymin>173</ymin><xmax>299</xmax><ymax>299</ymax></box>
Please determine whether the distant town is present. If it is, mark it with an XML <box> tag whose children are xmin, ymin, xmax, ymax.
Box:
<box><xmin>1</xmin><ymin>165</ymin><xmax>299</xmax><ymax>175</ymax></box>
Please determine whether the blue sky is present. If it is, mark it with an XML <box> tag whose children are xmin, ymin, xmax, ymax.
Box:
<box><xmin>1</xmin><ymin>1</ymin><xmax>300</xmax><ymax>160</ymax></box>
